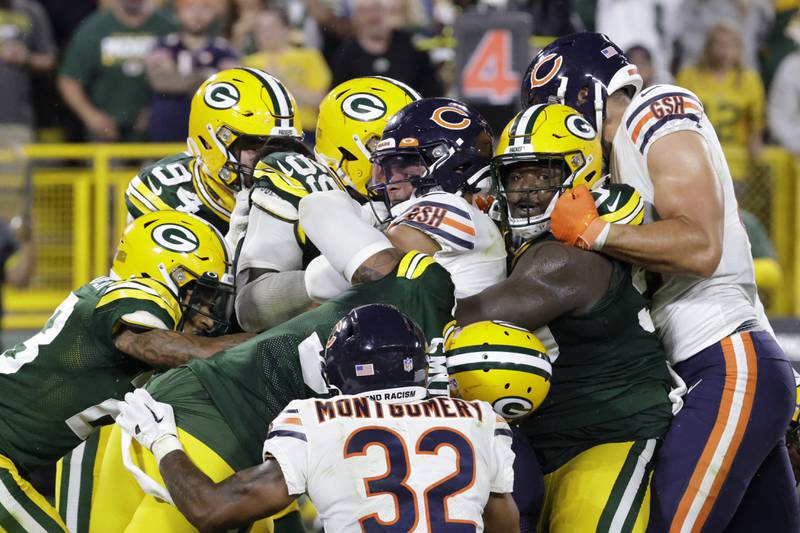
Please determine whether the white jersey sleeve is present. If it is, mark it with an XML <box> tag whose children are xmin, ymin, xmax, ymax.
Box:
<box><xmin>489</xmin><ymin>413</ymin><xmax>515</xmax><ymax>494</ymax></box>
<box><xmin>262</xmin><ymin>399</ymin><xmax>310</xmax><ymax>496</ymax></box>
<box><xmin>390</xmin><ymin>191</ymin><xmax>478</xmax><ymax>253</ymax></box>
<box><xmin>621</xmin><ymin>84</ymin><xmax>705</xmax><ymax>157</ymax></box>
<box><xmin>236</xmin><ymin>206</ymin><xmax>303</xmax><ymax>274</ymax></box>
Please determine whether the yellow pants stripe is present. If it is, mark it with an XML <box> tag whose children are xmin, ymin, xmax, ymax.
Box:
<box><xmin>0</xmin><ymin>454</ymin><xmax>67</xmax><ymax>533</ymax></box>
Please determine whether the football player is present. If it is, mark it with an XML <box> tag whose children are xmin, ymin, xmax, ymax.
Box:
<box><xmin>524</xmin><ymin>33</ymin><xmax>799</xmax><ymax>531</ymax></box>
<box><xmin>89</xmin><ymin>200</ymin><xmax>457</xmax><ymax>531</ymax></box>
<box><xmin>0</xmin><ymin>211</ymin><xmax>246</xmax><ymax>533</ymax></box>
<box><xmin>125</xmin><ymin>67</ymin><xmax>304</xmax><ymax>236</ymax></box>
<box><xmin>115</xmin><ymin>303</ymin><xmax>520</xmax><ymax>532</ymax></box>
<box><xmin>234</xmin><ymin>76</ymin><xmax>421</xmax><ymax>331</ymax></box>
<box><xmin>455</xmin><ymin>104</ymin><xmax>674</xmax><ymax>532</ymax></box>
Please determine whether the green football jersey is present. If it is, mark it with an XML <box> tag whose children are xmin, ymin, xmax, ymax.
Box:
<box><xmin>513</xmin><ymin>248</ymin><xmax>672</xmax><ymax>473</ymax></box>
<box><xmin>249</xmin><ymin>151</ymin><xmax>340</xmax><ymax>267</ymax></box>
<box><xmin>0</xmin><ymin>277</ymin><xmax>181</xmax><ymax>471</ymax></box>
<box><xmin>125</xmin><ymin>153</ymin><xmax>233</xmax><ymax>234</ymax></box>
<box><xmin>160</xmin><ymin>252</ymin><xmax>455</xmax><ymax>468</ymax></box>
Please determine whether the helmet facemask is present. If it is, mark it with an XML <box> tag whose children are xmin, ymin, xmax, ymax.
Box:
<box><xmin>176</xmin><ymin>271</ymin><xmax>236</xmax><ymax>337</ymax></box>
<box><xmin>493</xmin><ymin>153</ymin><xmax>586</xmax><ymax>240</ymax></box>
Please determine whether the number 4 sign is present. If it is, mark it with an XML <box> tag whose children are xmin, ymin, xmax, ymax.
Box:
<box><xmin>462</xmin><ymin>30</ymin><xmax>520</xmax><ymax>105</ymax></box>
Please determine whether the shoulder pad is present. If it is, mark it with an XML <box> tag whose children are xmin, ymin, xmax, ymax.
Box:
<box><xmin>97</xmin><ymin>277</ymin><xmax>181</xmax><ymax>330</ymax></box>
<box><xmin>624</xmin><ymin>84</ymin><xmax>704</xmax><ymax>155</ymax></box>
<box><xmin>593</xmin><ymin>183</ymin><xmax>644</xmax><ymax>225</ymax></box>
<box><xmin>392</xmin><ymin>192</ymin><xmax>476</xmax><ymax>251</ymax></box>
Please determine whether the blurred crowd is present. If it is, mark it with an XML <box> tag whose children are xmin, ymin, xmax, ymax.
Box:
<box><xmin>2</xmin><ymin>0</ymin><xmax>800</xmax><ymax>166</ymax></box>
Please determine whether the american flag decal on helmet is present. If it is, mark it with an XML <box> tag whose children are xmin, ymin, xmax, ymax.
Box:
<box><xmin>601</xmin><ymin>46</ymin><xmax>618</xmax><ymax>59</ymax></box>
<box><xmin>355</xmin><ymin>363</ymin><xmax>375</xmax><ymax>377</ymax></box>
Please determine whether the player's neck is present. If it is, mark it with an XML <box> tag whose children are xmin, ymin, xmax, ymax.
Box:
<box><xmin>602</xmin><ymin>96</ymin><xmax>629</xmax><ymax>156</ymax></box>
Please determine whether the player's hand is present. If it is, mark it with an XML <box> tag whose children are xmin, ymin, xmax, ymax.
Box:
<box><xmin>550</xmin><ymin>185</ymin><xmax>609</xmax><ymax>251</ymax></box>
<box><xmin>117</xmin><ymin>389</ymin><xmax>182</xmax><ymax>462</ymax></box>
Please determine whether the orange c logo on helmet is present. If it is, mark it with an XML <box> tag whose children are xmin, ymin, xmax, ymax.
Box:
<box><xmin>529</xmin><ymin>53</ymin><xmax>563</xmax><ymax>88</ymax></box>
<box><xmin>430</xmin><ymin>106</ymin><xmax>471</xmax><ymax>130</ymax></box>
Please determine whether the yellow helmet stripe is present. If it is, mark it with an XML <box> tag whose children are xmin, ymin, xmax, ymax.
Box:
<box><xmin>240</xmin><ymin>68</ymin><xmax>294</xmax><ymax>129</ymax></box>
<box><xmin>369</xmin><ymin>76</ymin><xmax>422</xmax><ymax>100</ymax></box>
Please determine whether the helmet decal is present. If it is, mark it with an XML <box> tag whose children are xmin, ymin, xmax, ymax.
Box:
<box><xmin>203</xmin><ymin>82</ymin><xmax>240</xmax><ymax>110</ymax></box>
<box><xmin>341</xmin><ymin>93</ymin><xmax>388</xmax><ymax>122</ymax></box>
<box><xmin>529</xmin><ymin>53</ymin><xmax>563</xmax><ymax>89</ymax></box>
<box><xmin>151</xmin><ymin>224</ymin><xmax>200</xmax><ymax>253</ymax></box>
<box><xmin>430</xmin><ymin>106</ymin><xmax>471</xmax><ymax>130</ymax></box>
<box><xmin>565</xmin><ymin>114</ymin><xmax>596</xmax><ymax>140</ymax></box>
<box><xmin>493</xmin><ymin>397</ymin><xmax>535</xmax><ymax>420</ymax></box>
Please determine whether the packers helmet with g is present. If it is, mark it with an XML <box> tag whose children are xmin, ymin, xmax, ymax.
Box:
<box><xmin>445</xmin><ymin>320</ymin><xmax>552</xmax><ymax>421</ymax></box>
<box><xmin>493</xmin><ymin>103</ymin><xmax>603</xmax><ymax>240</ymax></box>
<box><xmin>315</xmin><ymin>76</ymin><xmax>421</xmax><ymax>201</ymax></box>
<box><xmin>188</xmin><ymin>68</ymin><xmax>303</xmax><ymax>191</ymax></box>
<box><xmin>111</xmin><ymin>211</ymin><xmax>234</xmax><ymax>335</ymax></box>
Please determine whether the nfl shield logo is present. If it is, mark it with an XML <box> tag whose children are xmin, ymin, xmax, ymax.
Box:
<box><xmin>403</xmin><ymin>357</ymin><xmax>414</xmax><ymax>372</ymax></box>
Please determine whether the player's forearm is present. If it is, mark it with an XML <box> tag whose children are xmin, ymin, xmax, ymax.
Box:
<box><xmin>28</xmin><ymin>52</ymin><xmax>55</xmax><ymax>73</ymax></box>
<box><xmin>483</xmin><ymin>492</ymin><xmax>520</xmax><ymax>533</ymax></box>
<box><xmin>603</xmin><ymin>217</ymin><xmax>722</xmax><ymax>277</ymax></box>
<box><xmin>116</xmin><ymin>329</ymin><xmax>253</xmax><ymax>369</ymax></box>
<box><xmin>146</xmin><ymin>63</ymin><xmax>206</xmax><ymax>94</ymax></box>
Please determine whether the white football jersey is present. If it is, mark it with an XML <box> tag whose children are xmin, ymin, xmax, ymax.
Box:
<box><xmin>610</xmin><ymin>84</ymin><xmax>772</xmax><ymax>363</ymax></box>
<box><xmin>263</xmin><ymin>395</ymin><xmax>515</xmax><ymax>533</ymax></box>
<box><xmin>390</xmin><ymin>191</ymin><xmax>507</xmax><ymax>298</ymax></box>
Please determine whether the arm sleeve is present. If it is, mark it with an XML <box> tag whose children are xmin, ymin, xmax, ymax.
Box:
<box><xmin>262</xmin><ymin>400</ymin><xmax>310</xmax><ymax>496</ymax></box>
<box><xmin>234</xmin><ymin>270</ymin><xmax>312</xmax><ymax>332</ymax></box>
<box><xmin>237</xmin><ymin>207</ymin><xmax>304</xmax><ymax>273</ymax></box>
<box><xmin>390</xmin><ymin>192</ymin><xmax>477</xmax><ymax>253</ymax></box>
<box><xmin>624</xmin><ymin>84</ymin><xmax>705</xmax><ymax>156</ymax></box>
<box><xmin>489</xmin><ymin>412</ymin><xmax>515</xmax><ymax>494</ymax></box>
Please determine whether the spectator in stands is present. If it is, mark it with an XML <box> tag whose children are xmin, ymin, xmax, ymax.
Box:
<box><xmin>243</xmin><ymin>8</ymin><xmax>329</xmax><ymax>140</ymax></box>
<box><xmin>0</xmin><ymin>0</ymin><xmax>56</xmax><ymax>146</ymax></box>
<box><xmin>145</xmin><ymin>0</ymin><xmax>238</xmax><ymax>142</ymax></box>
<box><xmin>57</xmin><ymin>0</ymin><xmax>175</xmax><ymax>142</ymax></box>
<box><xmin>677</xmin><ymin>21</ymin><xmax>765</xmax><ymax>181</ymax></box>
<box><xmin>228</xmin><ymin>0</ymin><xmax>262</xmax><ymax>54</ymax></box>
<box><xmin>0</xmin><ymin>214</ymin><xmax>35</xmax><ymax>349</ymax></box>
<box><xmin>330</xmin><ymin>0</ymin><xmax>442</xmax><ymax>97</ymax></box>
<box><xmin>625</xmin><ymin>44</ymin><xmax>672</xmax><ymax>88</ymax></box>
<box><xmin>768</xmin><ymin>34</ymin><xmax>800</xmax><ymax>156</ymax></box>
<box><xmin>674</xmin><ymin>0</ymin><xmax>773</xmax><ymax>71</ymax></box>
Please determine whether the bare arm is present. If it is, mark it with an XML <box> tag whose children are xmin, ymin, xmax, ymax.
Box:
<box><xmin>602</xmin><ymin>130</ymin><xmax>724</xmax><ymax>277</ymax></box>
<box><xmin>385</xmin><ymin>223</ymin><xmax>441</xmax><ymax>255</ymax></box>
<box><xmin>145</xmin><ymin>51</ymin><xmax>212</xmax><ymax>94</ymax></box>
<box><xmin>57</xmin><ymin>75</ymin><xmax>119</xmax><ymax>141</ymax></box>
<box><xmin>159</xmin><ymin>451</ymin><xmax>296</xmax><ymax>531</ymax></box>
<box><xmin>114</xmin><ymin>328</ymin><xmax>254</xmax><ymax>370</ymax></box>
<box><xmin>483</xmin><ymin>492</ymin><xmax>519</xmax><ymax>533</ymax></box>
<box><xmin>456</xmin><ymin>241</ymin><xmax>611</xmax><ymax>329</ymax></box>
<box><xmin>350</xmin><ymin>247</ymin><xmax>406</xmax><ymax>285</ymax></box>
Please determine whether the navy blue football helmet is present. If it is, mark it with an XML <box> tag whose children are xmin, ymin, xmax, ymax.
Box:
<box><xmin>323</xmin><ymin>304</ymin><xmax>428</xmax><ymax>401</ymax></box>
<box><xmin>521</xmin><ymin>32</ymin><xmax>643</xmax><ymax>131</ymax></box>
<box><xmin>367</xmin><ymin>97</ymin><xmax>493</xmax><ymax>221</ymax></box>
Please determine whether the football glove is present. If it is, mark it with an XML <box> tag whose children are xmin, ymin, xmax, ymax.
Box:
<box><xmin>550</xmin><ymin>185</ymin><xmax>610</xmax><ymax>251</ymax></box>
<box><xmin>117</xmin><ymin>389</ymin><xmax>182</xmax><ymax>463</ymax></box>
<box><xmin>224</xmin><ymin>189</ymin><xmax>250</xmax><ymax>253</ymax></box>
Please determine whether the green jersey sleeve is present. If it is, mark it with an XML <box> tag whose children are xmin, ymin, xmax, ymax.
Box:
<box><xmin>92</xmin><ymin>277</ymin><xmax>181</xmax><ymax>348</ymax></box>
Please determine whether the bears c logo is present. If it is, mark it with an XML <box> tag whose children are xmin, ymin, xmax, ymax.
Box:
<box><xmin>492</xmin><ymin>396</ymin><xmax>534</xmax><ymax>420</ymax></box>
<box><xmin>204</xmin><ymin>82</ymin><xmax>240</xmax><ymax>110</ymax></box>
<box><xmin>151</xmin><ymin>224</ymin><xmax>199</xmax><ymax>253</ymax></box>
<box><xmin>341</xmin><ymin>93</ymin><xmax>387</xmax><ymax>122</ymax></box>
<box><xmin>430</xmin><ymin>106</ymin><xmax>471</xmax><ymax>130</ymax></box>
<box><xmin>529</xmin><ymin>53</ymin><xmax>563</xmax><ymax>88</ymax></box>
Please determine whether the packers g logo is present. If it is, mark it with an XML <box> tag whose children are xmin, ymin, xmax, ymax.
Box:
<box><xmin>492</xmin><ymin>396</ymin><xmax>534</xmax><ymax>420</ymax></box>
<box><xmin>151</xmin><ymin>224</ymin><xmax>200</xmax><ymax>253</ymax></box>
<box><xmin>529</xmin><ymin>53</ymin><xmax>563</xmax><ymax>89</ymax></box>
<box><xmin>430</xmin><ymin>106</ymin><xmax>471</xmax><ymax>130</ymax></box>
<box><xmin>565</xmin><ymin>114</ymin><xmax>596</xmax><ymax>140</ymax></box>
<box><xmin>204</xmin><ymin>82</ymin><xmax>240</xmax><ymax>110</ymax></box>
<box><xmin>341</xmin><ymin>93</ymin><xmax>387</xmax><ymax>122</ymax></box>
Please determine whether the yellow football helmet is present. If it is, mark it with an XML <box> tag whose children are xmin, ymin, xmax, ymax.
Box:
<box><xmin>188</xmin><ymin>68</ymin><xmax>303</xmax><ymax>190</ymax></box>
<box><xmin>315</xmin><ymin>76</ymin><xmax>421</xmax><ymax>200</ymax></box>
<box><xmin>493</xmin><ymin>103</ymin><xmax>603</xmax><ymax>240</ymax></box>
<box><xmin>445</xmin><ymin>320</ymin><xmax>552</xmax><ymax>421</ymax></box>
<box><xmin>112</xmin><ymin>211</ymin><xmax>234</xmax><ymax>335</ymax></box>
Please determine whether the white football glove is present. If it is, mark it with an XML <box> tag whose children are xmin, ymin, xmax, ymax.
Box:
<box><xmin>117</xmin><ymin>389</ymin><xmax>182</xmax><ymax>463</ymax></box>
<box><xmin>224</xmin><ymin>189</ymin><xmax>250</xmax><ymax>253</ymax></box>
<box><xmin>304</xmin><ymin>255</ymin><xmax>350</xmax><ymax>303</ymax></box>
<box><xmin>251</xmin><ymin>188</ymin><xmax>299</xmax><ymax>222</ymax></box>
